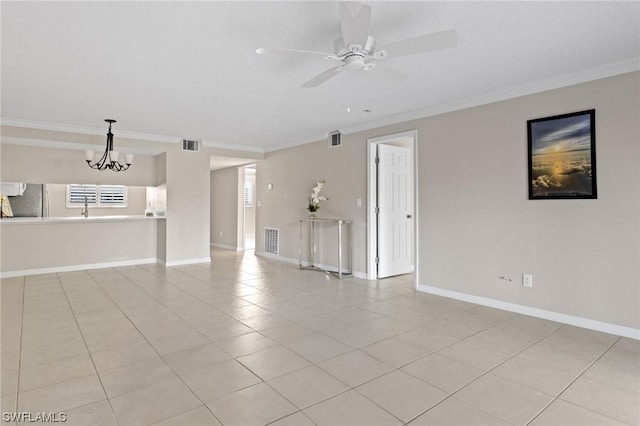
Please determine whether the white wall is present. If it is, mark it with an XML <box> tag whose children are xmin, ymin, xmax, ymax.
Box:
<box><xmin>256</xmin><ymin>72</ymin><xmax>639</xmax><ymax>331</ymax></box>
<box><xmin>164</xmin><ymin>144</ymin><xmax>211</xmax><ymax>265</ymax></box>
<box><xmin>0</xmin><ymin>219</ymin><xmax>159</xmax><ymax>275</ymax></box>
<box><xmin>0</xmin><ymin>144</ymin><xmax>157</xmax><ymax>186</ymax></box>
<box><xmin>210</xmin><ymin>167</ymin><xmax>240</xmax><ymax>249</ymax></box>
<box><xmin>415</xmin><ymin>72</ymin><xmax>639</xmax><ymax>330</ymax></box>
<box><xmin>256</xmin><ymin>135</ymin><xmax>368</xmax><ymax>270</ymax></box>
<box><xmin>155</xmin><ymin>154</ymin><xmax>167</xmax><ymax>263</ymax></box>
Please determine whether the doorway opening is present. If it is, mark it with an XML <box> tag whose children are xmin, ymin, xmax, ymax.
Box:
<box><xmin>242</xmin><ymin>165</ymin><xmax>256</xmax><ymax>251</ymax></box>
<box><xmin>367</xmin><ymin>130</ymin><xmax>418</xmax><ymax>285</ymax></box>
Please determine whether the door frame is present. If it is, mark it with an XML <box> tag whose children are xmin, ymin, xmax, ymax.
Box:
<box><xmin>367</xmin><ymin>130</ymin><xmax>419</xmax><ymax>287</ymax></box>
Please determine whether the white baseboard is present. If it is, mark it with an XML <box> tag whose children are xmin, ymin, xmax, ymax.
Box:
<box><xmin>210</xmin><ymin>242</ymin><xmax>242</xmax><ymax>251</ymax></box>
<box><xmin>255</xmin><ymin>251</ymin><xmax>366</xmax><ymax>279</ymax></box>
<box><xmin>0</xmin><ymin>258</ymin><xmax>158</xmax><ymax>278</ymax></box>
<box><xmin>352</xmin><ymin>271</ymin><xmax>368</xmax><ymax>279</ymax></box>
<box><xmin>417</xmin><ymin>284</ymin><xmax>640</xmax><ymax>340</ymax></box>
<box><xmin>164</xmin><ymin>257</ymin><xmax>212</xmax><ymax>267</ymax></box>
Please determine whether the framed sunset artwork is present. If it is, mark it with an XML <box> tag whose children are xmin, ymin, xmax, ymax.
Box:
<box><xmin>527</xmin><ymin>109</ymin><xmax>597</xmax><ymax>200</ymax></box>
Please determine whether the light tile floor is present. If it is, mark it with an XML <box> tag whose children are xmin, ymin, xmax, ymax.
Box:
<box><xmin>1</xmin><ymin>248</ymin><xmax>639</xmax><ymax>426</ymax></box>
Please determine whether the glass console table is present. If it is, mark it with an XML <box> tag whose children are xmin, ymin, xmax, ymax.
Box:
<box><xmin>298</xmin><ymin>218</ymin><xmax>353</xmax><ymax>279</ymax></box>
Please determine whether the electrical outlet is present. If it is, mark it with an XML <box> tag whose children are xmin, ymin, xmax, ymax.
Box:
<box><xmin>219</xmin><ymin>231</ymin><xmax>223</xmax><ymax>237</ymax></box>
<box><xmin>356</xmin><ymin>198</ymin><xmax>362</xmax><ymax>207</ymax></box>
<box><xmin>522</xmin><ymin>274</ymin><xmax>533</xmax><ymax>288</ymax></box>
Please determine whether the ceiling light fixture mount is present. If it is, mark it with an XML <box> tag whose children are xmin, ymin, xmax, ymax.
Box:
<box><xmin>85</xmin><ymin>119</ymin><xmax>133</xmax><ymax>172</ymax></box>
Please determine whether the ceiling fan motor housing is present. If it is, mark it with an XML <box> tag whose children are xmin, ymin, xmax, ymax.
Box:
<box><xmin>334</xmin><ymin>35</ymin><xmax>376</xmax><ymax>58</ymax></box>
<box><xmin>344</xmin><ymin>53</ymin><xmax>366</xmax><ymax>69</ymax></box>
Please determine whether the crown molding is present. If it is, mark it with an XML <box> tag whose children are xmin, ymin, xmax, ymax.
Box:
<box><xmin>264</xmin><ymin>133</ymin><xmax>338</xmax><ymax>152</ymax></box>
<box><xmin>1</xmin><ymin>117</ymin><xmax>265</xmax><ymax>154</ymax></box>
<box><xmin>339</xmin><ymin>58</ymin><xmax>639</xmax><ymax>136</ymax></box>
<box><xmin>0</xmin><ymin>115</ymin><xmax>265</xmax><ymax>153</ymax></box>
<box><xmin>266</xmin><ymin>58</ymin><xmax>640</xmax><ymax>151</ymax></box>
<box><xmin>264</xmin><ymin>132</ymin><xmax>329</xmax><ymax>153</ymax></box>
<box><xmin>3</xmin><ymin>58</ymin><xmax>638</xmax><ymax>155</ymax></box>
<box><xmin>0</xmin><ymin>117</ymin><xmax>181</xmax><ymax>144</ymax></box>
<box><xmin>201</xmin><ymin>139</ymin><xmax>264</xmax><ymax>153</ymax></box>
<box><xmin>0</xmin><ymin>136</ymin><xmax>164</xmax><ymax>155</ymax></box>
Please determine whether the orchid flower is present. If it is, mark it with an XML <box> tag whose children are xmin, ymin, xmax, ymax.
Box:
<box><xmin>307</xmin><ymin>180</ymin><xmax>328</xmax><ymax>212</ymax></box>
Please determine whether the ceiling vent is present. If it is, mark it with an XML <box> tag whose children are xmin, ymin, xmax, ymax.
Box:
<box><xmin>328</xmin><ymin>130</ymin><xmax>342</xmax><ymax>148</ymax></box>
<box><xmin>182</xmin><ymin>139</ymin><xmax>200</xmax><ymax>152</ymax></box>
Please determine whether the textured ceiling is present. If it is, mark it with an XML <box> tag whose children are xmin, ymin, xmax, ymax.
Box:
<box><xmin>2</xmin><ymin>1</ymin><xmax>639</xmax><ymax>151</ymax></box>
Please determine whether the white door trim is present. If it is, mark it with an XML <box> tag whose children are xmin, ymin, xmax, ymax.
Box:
<box><xmin>367</xmin><ymin>130</ymin><xmax>419</xmax><ymax>287</ymax></box>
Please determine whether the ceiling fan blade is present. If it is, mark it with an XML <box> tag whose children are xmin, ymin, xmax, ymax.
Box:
<box><xmin>377</xmin><ymin>29</ymin><xmax>458</xmax><ymax>59</ymax></box>
<box><xmin>301</xmin><ymin>66</ymin><xmax>345</xmax><ymax>88</ymax></box>
<box><xmin>256</xmin><ymin>47</ymin><xmax>338</xmax><ymax>60</ymax></box>
<box><xmin>373</xmin><ymin>62</ymin><xmax>408</xmax><ymax>83</ymax></box>
<box><xmin>339</xmin><ymin>2</ymin><xmax>372</xmax><ymax>48</ymax></box>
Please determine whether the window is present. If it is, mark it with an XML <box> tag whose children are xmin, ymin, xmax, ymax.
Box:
<box><xmin>67</xmin><ymin>184</ymin><xmax>127</xmax><ymax>208</ymax></box>
<box><xmin>244</xmin><ymin>166</ymin><xmax>256</xmax><ymax>208</ymax></box>
<box><xmin>244</xmin><ymin>181</ymin><xmax>254</xmax><ymax>207</ymax></box>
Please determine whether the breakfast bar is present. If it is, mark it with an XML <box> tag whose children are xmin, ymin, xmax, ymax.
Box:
<box><xmin>0</xmin><ymin>215</ymin><xmax>164</xmax><ymax>277</ymax></box>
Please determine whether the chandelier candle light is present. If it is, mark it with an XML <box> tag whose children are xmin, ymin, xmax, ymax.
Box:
<box><xmin>85</xmin><ymin>119</ymin><xmax>133</xmax><ymax>172</ymax></box>
<box><xmin>307</xmin><ymin>180</ymin><xmax>328</xmax><ymax>219</ymax></box>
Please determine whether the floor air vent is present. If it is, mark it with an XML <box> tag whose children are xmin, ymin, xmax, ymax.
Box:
<box><xmin>264</xmin><ymin>227</ymin><xmax>279</xmax><ymax>255</ymax></box>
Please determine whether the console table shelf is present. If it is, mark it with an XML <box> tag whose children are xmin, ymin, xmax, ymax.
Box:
<box><xmin>298</xmin><ymin>218</ymin><xmax>353</xmax><ymax>279</ymax></box>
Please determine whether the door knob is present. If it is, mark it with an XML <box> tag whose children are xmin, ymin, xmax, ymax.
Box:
<box><xmin>407</xmin><ymin>214</ymin><xmax>412</xmax><ymax>219</ymax></box>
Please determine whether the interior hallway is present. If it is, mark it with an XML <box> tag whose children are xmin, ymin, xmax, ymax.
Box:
<box><xmin>1</xmin><ymin>248</ymin><xmax>638</xmax><ymax>425</ymax></box>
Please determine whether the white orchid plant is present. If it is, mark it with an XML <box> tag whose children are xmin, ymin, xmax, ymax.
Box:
<box><xmin>307</xmin><ymin>180</ymin><xmax>329</xmax><ymax>213</ymax></box>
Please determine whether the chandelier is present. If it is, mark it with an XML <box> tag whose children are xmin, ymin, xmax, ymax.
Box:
<box><xmin>85</xmin><ymin>119</ymin><xmax>133</xmax><ymax>171</ymax></box>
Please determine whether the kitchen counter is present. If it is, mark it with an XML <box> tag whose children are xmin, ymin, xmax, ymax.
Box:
<box><xmin>0</xmin><ymin>215</ymin><xmax>165</xmax><ymax>224</ymax></box>
<box><xmin>0</xmin><ymin>215</ymin><xmax>165</xmax><ymax>277</ymax></box>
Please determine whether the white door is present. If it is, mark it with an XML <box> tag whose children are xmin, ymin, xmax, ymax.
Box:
<box><xmin>377</xmin><ymin>144</ymin><xmax>413</xmax><ymax>278</ymax></box>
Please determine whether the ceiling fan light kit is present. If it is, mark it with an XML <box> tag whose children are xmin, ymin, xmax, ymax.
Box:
<box><xmin>256</xmin><ymin>1</ymin><xmax>458</xmax><ymax>88</ymax></box>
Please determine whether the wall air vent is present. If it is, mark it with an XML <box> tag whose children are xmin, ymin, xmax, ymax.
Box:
<box><xmin>182</xmin><ymin>139</ymin><xmax>200</xmax><ymax>152</ymax></box>
<box><xmin>328</xmin><ymin>130</ymin><xmax>342</xmax><ymax>148</ymax></box>
<box><xmin>264</xmin><ymin>227</ymin><xmax>279</xmax><ymax>255</ymax></box>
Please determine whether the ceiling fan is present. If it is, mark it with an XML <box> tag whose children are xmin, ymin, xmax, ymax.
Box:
<box><xmin>256</xmin><ymin>2</ymin><xmax>458</xmax><ymax>88</ymax></box>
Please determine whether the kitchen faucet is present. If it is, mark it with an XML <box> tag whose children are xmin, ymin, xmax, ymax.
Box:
<box><xmin>81</xmin><ymin>195</ymin><xmax>89</xmax><ymax>218</ymax></box>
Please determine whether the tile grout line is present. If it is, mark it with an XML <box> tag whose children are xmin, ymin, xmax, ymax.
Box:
<box><xmin>258</xmin><ymin>311</ymin><xmax>511</xmax><ymax>424</ymax></box>
<box><xmin>254</xmin><ymin>300</ymin><xmax>500</xmax><ymax>424</ymax></box>
<box><xmin>142</xmin><ymin>255</ymin><xmax>636</xmax><ymax>424</ymax></box>
<box><xmin>90</xmin><ymin>266</ymin><xmax>227</xmax><ymax>425</ymax></box>
<box><xmin>107</xmin><ymin>266</ymin><xmax>301</xmax><ymax>366</ymax></box>
<box><xmin>197</xmin><ymin>271</ymin><xmax>524</xmax><ymax>424</ymax></box>
<box><xmin>258</xmin><ymin>304</ymin><xmax>512</xmax><ymax>425</ymax></box>
<box><xmin>12</xmin><ymin>255</ymin><xmax>635</xmax><ymax>426</ymax></box>
<box><xmin>524</xmin><ymin>336</ymin><xmax>623</xmax><ymax>426</ymax></box>
<box><xmin>180</xmin><ymin>264</ymin><xmax>367</xmax><ymax>425</ymax></box>
<box><xmin>115</xmin><ymin>266</ymin><xmax>270</xmax><ymax>344</ymax></box>
<box><xmin>56</xmin><ymin>272</ymin><xmax>121</xmax><ymax>425</ymax></box>
<box><xmin>398</xmin><ymin>319</ymin><xmax>568</xmax><ymax>425</ymax></box>
<box><xmin>124</xmin><ymin>263</ymin><xmax>401</xmax><ymax>425</ymax></box>
<box><xmin>12</xmin><ymin>276</ymin><xmax>26</xmax><ymax>417</ymax></box>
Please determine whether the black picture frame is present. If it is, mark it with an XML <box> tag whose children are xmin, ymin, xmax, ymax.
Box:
<box><xmin>527</xmin><ymin>109</ymin><xmax>597</xmax><ymax>200</ymax></box>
